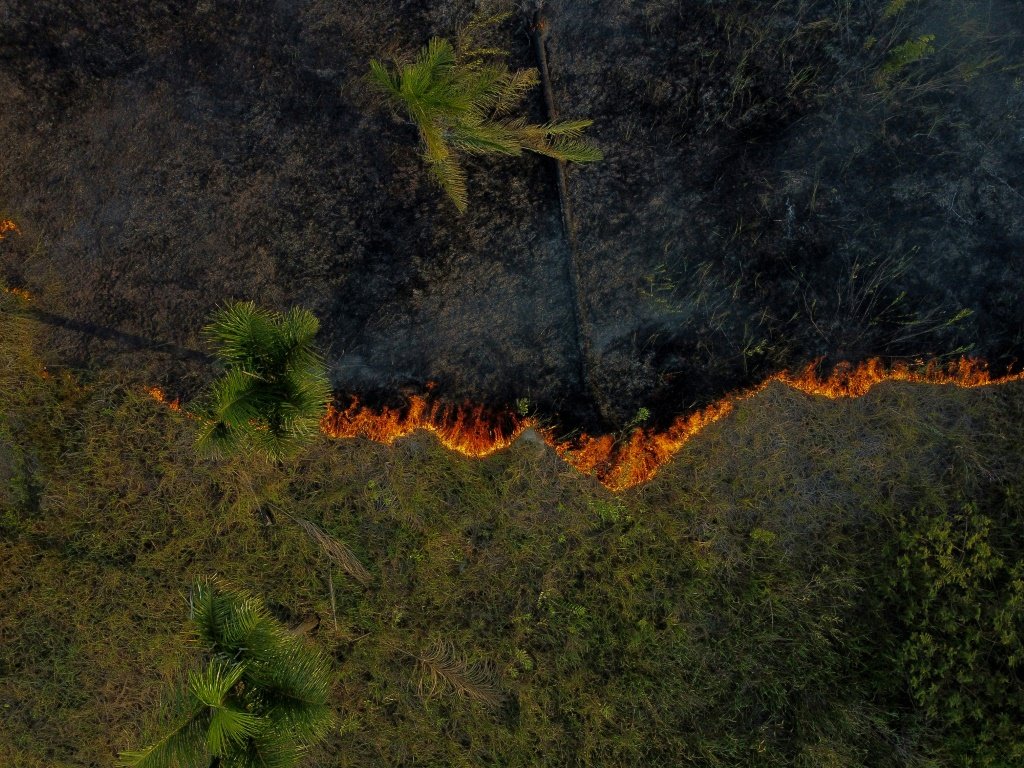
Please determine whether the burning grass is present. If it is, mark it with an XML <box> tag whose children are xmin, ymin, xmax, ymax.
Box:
<box><xmin>322</xmin><ymin>357</ymin><xmax>1024</xmax><ymax>491</ymax></box>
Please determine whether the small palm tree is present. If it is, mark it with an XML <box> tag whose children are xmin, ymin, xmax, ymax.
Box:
<box><xmin>118</xmin><ymin>578</ymin><xmax>335</xmax><ymax>768</ymax></box>
<box><xmin>369</xmin><ymin>14</ymin><xmax>602</xmax><ymax>212</ymax></box>
<box><xmin>195</xmin><ymin>302</ymin><xmax>331</xmax><ymax>460</ymax></box>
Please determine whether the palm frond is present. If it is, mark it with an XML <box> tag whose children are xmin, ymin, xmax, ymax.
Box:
<box><xmin>277</xmin><ymin>307</ymin><xmax>321</xmax><ymax>362</ymax></box>
<box><xmin>116</xmin><ymin>696</ymin><xmax>209</xmax><ymax>768</ymax></box>
<box><xmin>417</xmin><ymin>639</ymin><xmax>504</xmax><ymax>708</ymax></box>
<box><xmin>203</xmin><ymin>302</ymin><xmax>278</xmax><ymax>369</ymax></box>
<box><xmin>368</xmin><ymin>59</ymin><xmax>401</xmax><ymax>98</ymax></box>
<box><xmin>281</xmin><ymin>357</ymin><xmax>331</xmax><ymax>408</ymax></box>
<box><xmin>246</xmin><ymin>637</ymin><xmax>334</xmax><ymax>706</ymax></box>
<box><xmin>455</xmin><ymin>11</ymin><xmax>511</xmax><ymax>62</ymax></box>
<box><xmin>188</xmin><ymin>661</ymin><xmax>264</xmax><ymax>756</ymax></box>
<box><xmin>207</xmin><ymin>369</ymin><xmax>266</xmax><ymax>426</ymax></box>
<box><xmin>450</xmin><ymin>121</ymin><xmax>522</xmax><ymax>156</ymax></box>
<box><xmin>197</xmin><ymin>302</ymin><xmax>330</xmax><ymax>460</ymax></box>
<box><xmin>549</xmin><ymin>138</ymin><xmax>605</xmax><ymax>163</ymax></box>
<box><xmin>126</xmin><ymin>579</ymin><xmax>336</xmax><ymax>768</ymax></box>
<box><xmin>459</xmin><ymin>11</ymin><xmax>512</xmax><ymax>39</ymax></box>
<box><xmin>189</xmin><ymin>659</ymin><xmax>246</xmax><ymax>708</ymax></box>
<box><xmin>243</xmin><ymin>427</ymin><xmax>303</xmax><ymax>463</ymax></box>
<box><xmin>491</xmin><ymin>68</ymin><xmax>540</xmax><ymax>116</ymax></box>
<box><xmin>525</xmin><ymin>136</ymin><xmax>604</xmax><ymax>164</ymax></box>
<box><xmin>513</xmin><ymin>120</ymin><xmax>603</xmax><ymax>162</ymax></box>
<box><xmin>422</xmin><ymin>36</ymin><xmax>457</xmax><ymax>72</ymax></box>
<box><xmin>193</xmin><ymin>414</ymin><xmax>243</xmax><ymax>459</ymax></box>
<box><xmin>191</xmin><ymin>578</ymin><xmax>274</xmax><ymax>657</ymax></box>
<box><xmin>537</xmin><ymin>118</ymin><xmax>594</xmax><ymax>138</ymax></box>
<box><xmin>193</xmin><ymin>368</ymin><xmax>269</xmax><ymax>458</ymax></box>
<box><xmin>427</xmin><ymin>155</ymin><xmax>469</xmax><ymax>212</ymax></box>
<box><xmin>459</xmin><ymin>64</ymin><xmax>508</xmax><ymax>114</ymax></box>
<box><xmin>226</xmin><ymin>734</ymin><xmax>303</xmax><ymax>768</ymax></box>
<box><xmin>291</xmin><ymin>515</ymin><xmax>372</xmax><ymax>585</ymax></box>
<box><xmin>244</xmin><ymin>644</ymin><xmax>335</xmax><ymax>746</ymax></box>
<box><xmin>403</xmin><ymin>37</ymin><xmax>456</xmax><ymax>101</ymax></box>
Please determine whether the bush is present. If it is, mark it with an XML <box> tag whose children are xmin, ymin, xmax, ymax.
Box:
<box><xmin>886</xmin><ymin>499</ymin><xmax>1024</xmax><ymax>765</ymax></box>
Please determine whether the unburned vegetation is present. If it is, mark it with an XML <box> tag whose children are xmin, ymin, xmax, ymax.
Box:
<box><xmin>2</xmin><ymin>311</ymin><xmax>1023</xmax><ymax>766</ymax></box>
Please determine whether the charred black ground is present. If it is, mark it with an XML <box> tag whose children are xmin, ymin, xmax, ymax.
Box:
<box><xmin>1</xmin><ymin>0</ymin><xmax>1022</xmax><ymax>432</ymax></box>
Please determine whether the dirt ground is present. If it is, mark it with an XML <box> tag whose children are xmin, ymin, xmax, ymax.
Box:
<box><xmin>1</xmin><ymin>0</ymin><xmax>1022</xmax><ymax>431</ymax></box>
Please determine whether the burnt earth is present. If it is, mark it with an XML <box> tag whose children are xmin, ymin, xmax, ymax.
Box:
<box><xmin>1</xmin><ymin>0</ymin><xmax>1022</xmax><ymax>432</ymax></box>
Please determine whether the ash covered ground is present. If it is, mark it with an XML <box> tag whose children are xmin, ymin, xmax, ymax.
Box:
<box><xmin>1</xmin><ymin>0</ymin><xmax>1022</xmax><ymax>431</ymax></box>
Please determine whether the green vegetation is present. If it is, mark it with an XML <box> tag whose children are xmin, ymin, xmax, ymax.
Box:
<box><xmin>369</xmin><ymin>15</ymin><xmax>602</xmax><ymax>212</ymax></box>
<box><xmin>118</xmin><ymin>578</ymin><xmax>334</xmax><ymax>768</ymax></box>
<box><xmin>2</xmin><ymin>314</ymin><xmax>1024</xmax><ymax>766</ymax></box>
<box><xmin>883</xmin><ymin>0</ymin><xmax>920</xmax><ymax>19</ymax></box>
<box><xmin>876</xmin><ymin>34</ymin><xmax>937</xmax><ymax>85</ymax></box>
<box><xmin>195</xmin><ymin>302</ymin><xmax>331</xmax><ymax>461</ymax></box>
<box><xmin>887</xmin><ymin>502</ymin><xmax>1024</xmax><ymax>764</ymax></box>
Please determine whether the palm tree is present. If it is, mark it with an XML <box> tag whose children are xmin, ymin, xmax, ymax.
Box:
<box><xmin>118</xmin><ymin>578</ymin><xmax>335</xmax><ymax>768</ymax></box>
<box><xmin>369</xmin><ymin>14</ymin><xmax>602</xmax><ymax>212</ymax></box>
<box><xmin>195</xmin><ymin>302</ymin><xmax>331</xmax><ymax>460</ymax></box>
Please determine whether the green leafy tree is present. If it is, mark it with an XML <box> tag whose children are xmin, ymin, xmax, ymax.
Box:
<box><xmin>369</xmin><ymin>14</ymin><xmax>602</xmax><ymax>212</ymax></box>
<box><xmin>118</xmin><ymin>578</ymin><xmax>335</xmax><ymax>768</ymax></box>
<box><xmin>195</xmin><ymin>302</ymin><xmax>331</xmax><ymax>460</ymax></box>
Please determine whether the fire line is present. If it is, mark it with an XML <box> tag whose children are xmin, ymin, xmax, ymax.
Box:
<box><xmin>320</xmin><ymin>358</ymin><xmax>1024</xmax><ymax>491</ymax></box>
<box><xmin>5</xmin><ymin>218</ymin><xmax>1021</xmax><ymax>490</ymax></box>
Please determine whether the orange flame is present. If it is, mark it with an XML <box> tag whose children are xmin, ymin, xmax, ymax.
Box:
<box><xmin>3</xmin><ymin>286</ymin><xmax>32</xmax><ymax>302</ymax></box>
<box><xmin>321</xmin><ymin>358</ymin><xmax>1024</xmax><ymax>491</ymax></box>
<box><xmin>322</xmin><ymin>396</ymin><xmax>527</xmax><ymax>458</ymax></box>
<box><xmin>142</xmin><ymin>359</ymin><xmax>1020</xmax><ymax>491</ymax></box>
<box><xmin>1</xmin><ymin>220</ymin><xmax>30</xmax><ymax>301</ymax></box>
<box><xmin>146</xmin><ymin>386</ymin><xmax>181</xmax><ymax>412</ymax></box>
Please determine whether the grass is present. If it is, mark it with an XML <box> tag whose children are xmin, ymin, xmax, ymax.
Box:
<box><xmin>2</xmin><ymin>311</ymin><xmax>1023</xmax><ymax>766</ymax></box>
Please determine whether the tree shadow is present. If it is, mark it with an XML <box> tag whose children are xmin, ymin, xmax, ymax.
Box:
<box><xmin>14</xmin><ymin>306</ymin><xmax>212</xmax><ymax>364</ymax></box>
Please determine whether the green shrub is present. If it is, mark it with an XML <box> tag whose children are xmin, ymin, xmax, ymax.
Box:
<box><xmin>887</xmin><ymin>500</ymin><xmax>1024</xmax><ymax>765</ymax></box>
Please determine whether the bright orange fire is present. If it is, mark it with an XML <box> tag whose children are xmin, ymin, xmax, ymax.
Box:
<box><xmin>322</xmin><ymin>396</ymin><xmax>526</xmax><ymax>457</ymax></box>
<box><xmin>320</xmin><ymin>358</ymin><xmax>1024</xmax><ymax>491</ymax></box>
<box><xmin>0</xmin><ymin>219</ymin><xmax>18</xmax><ymax>240</ymax></box>
<box><xmin>3</xmin><ymin>286</ymin><xmax>32</xmax><ymax>301</ymax></box>
<box><xmin>146</xmin><ymin>386</ymin><xmax>182</xmax><ymax>412</ymax></box>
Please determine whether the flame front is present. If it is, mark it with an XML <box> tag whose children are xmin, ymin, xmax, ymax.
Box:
<box><xmin>5</xmin><ymin>214</ymin><xmax>1019</xmax><ymax>490</ymax></box>
<box><xmin>322</xmin><ymin>396</ymin><xmax>527</xmax><ymax>458</ymax></box>
<box><xmin>319</xmin><ymin>358</ymin><xmax>1024</xmax><ymax>491</ymax></box>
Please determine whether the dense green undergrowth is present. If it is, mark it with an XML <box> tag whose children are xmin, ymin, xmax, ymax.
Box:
<box><xmin>2</xmin><ymin>311</ymin><xmax>1023</xmax><ymax>767</ymax></box>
